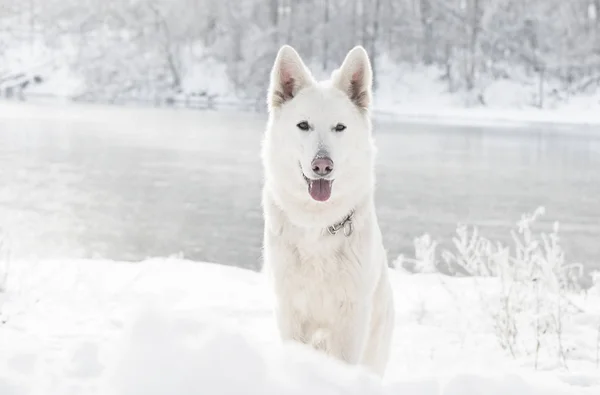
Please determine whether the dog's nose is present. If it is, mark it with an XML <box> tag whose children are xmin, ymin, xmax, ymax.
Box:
<box><xmin>311</xmin><ymin>157</ymin><xmax>334</xmax><ymax>176</ymax></box>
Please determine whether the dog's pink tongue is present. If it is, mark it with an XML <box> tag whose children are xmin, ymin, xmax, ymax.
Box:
<box><xmin>308</xmin><ymin>179</ymin><xmax>332</xmax><ymax>202</ymax></box>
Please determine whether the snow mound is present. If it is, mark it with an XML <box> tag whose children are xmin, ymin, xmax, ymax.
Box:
<box><xmin>111</xmin><ymin>308</ymin><xmax>384</xmax><ymax>395</ymax></box>
<box><xmin>108</xmin><ymin>308</ymin><xmax>593</xmax><ymax>395</ymax></box>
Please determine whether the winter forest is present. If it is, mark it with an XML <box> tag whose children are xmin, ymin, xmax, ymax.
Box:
<box><xmin>1</xmin><ymin>0</ymin><xmax>600</xmax><ymax>109</ymax></box>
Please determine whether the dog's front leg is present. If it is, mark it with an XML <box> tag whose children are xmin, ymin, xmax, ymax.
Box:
<box><xmin>327</xmin><ymin>302</ymin><xmax>370</xmax><ymax>364</ymax></box>
<box><xmin>263</xmin><ymin>229</ymin><xmax>309</xmax><ymax>344</ymax></box>
<box><xmin>273</xmin><ymin>298</ymin><xmax>309</xmax><ymax>344</ymax></box>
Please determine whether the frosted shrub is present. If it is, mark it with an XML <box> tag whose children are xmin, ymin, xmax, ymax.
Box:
<box><xmin>393</xmin><ymin>234</ymin><xmax>439</xmax><ymax>273</ymax></box>
<box><xmin>441</xmin><ymin>222</ymin><xmax>524</xmax><ymax>358</ymax></box>
<box><xmin>402</xmin><ymin>207</ymin><xmax>585</xmax><ymax>368</ymax></box>
<box><xmin>441</xmin><ymin>224</ymin><xmax>506</xmax><ymax>277</ymax></box>
<box><xmin>412</xmin><ymin>234</ymin><xmax>439</xmax><ymax>273</ymax></box>
<box><xmin>512</xmin><ymin>210</ymin><xmax>584</xmax><ymax>368</ymax></box>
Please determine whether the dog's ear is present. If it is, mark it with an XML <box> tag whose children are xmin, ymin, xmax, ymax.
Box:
<box><xmin>268</xmin><ymin>45</ymin><xmax>314</xmax><ymax>110</ymax></box>
<box><xmin>332</xmin><ymin>46</ymin><xmax>373</xmax><ymax>110</ymax></box>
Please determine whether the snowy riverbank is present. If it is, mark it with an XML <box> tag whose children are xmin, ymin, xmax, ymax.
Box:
<box><xmin>6</xmin><ymin>56</ymin><xmax>600</xmax><ymax>130</ymax></box>
<box><xmin>371</xmin><ymin>62</ymin><xmax>600</xmax><ymax>128</ymax></box>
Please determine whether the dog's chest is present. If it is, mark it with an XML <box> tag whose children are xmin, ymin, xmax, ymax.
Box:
<box><xmin>282</xmin><ymin>235</ymin><xmax>364</xmax><ymax>322</ymax></box>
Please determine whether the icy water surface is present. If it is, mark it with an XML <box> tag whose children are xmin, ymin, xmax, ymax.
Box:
<box><xmin>1</xmin><ymin>102</ymin><xmax>599</xmax><ymax>273</ymax></box>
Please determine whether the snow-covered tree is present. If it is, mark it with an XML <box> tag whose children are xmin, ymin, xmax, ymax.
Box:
<box><xmin>1</xmin><ymin>0</ymin><xmax>599</xmax><ymax>106</ymax></box>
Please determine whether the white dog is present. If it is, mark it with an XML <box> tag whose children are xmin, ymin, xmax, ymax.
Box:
<box><xmin>261</xmin><ymin>45</ymin><xmax>395</xmax><ymax>377</ymax></box>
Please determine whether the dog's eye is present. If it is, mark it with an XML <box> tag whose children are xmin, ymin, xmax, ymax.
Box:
<box><xmin>297</xmin><ymin>121</ymin><xmax>310</xmax><ymax>131</ymax></box>
<box><xmin>334</xmin><ymin>123</ymin><xmax>346</xmax><ymax>132</ymax></box>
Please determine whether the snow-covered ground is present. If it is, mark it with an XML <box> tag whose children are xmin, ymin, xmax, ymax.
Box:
<box><xmin>0</xmin><ymin>258</ymin><xmax>598</xmax><ymax>395</ymax></box>
<box><xmin>372</xmin><ymin>61</ymin><xmax>600</xmax><ymax>128</ymax></box>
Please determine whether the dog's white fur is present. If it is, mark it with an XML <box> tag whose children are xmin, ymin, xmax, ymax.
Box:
<box><xmin>261</xmin><ymin>45</ymin><xmax>395</xmax><ymax>377</ymax></box>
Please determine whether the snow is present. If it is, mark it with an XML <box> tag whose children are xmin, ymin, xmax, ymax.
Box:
<box><xmin>25</xmin><ymin>66</ymin><xmax>85</xmax><ymax>100</ymax></box>
<box><xmin>372</xmin><ymin>105</ymin><xmax>600</xmax><ymax>130</ymax></box>
<box><xmin>178</xmin><ymin>46</ymin><xmax>238</xmax><ymax>102</ymax></box>
<box><xmin>373</xmin><ymin>61</ymin><xmax>600</xmax><ymax>129</ymax></box>
<box><xmin>1</xmin><ymin>258</ymin><xmax>598</xmax><ymax>394</ymax></box>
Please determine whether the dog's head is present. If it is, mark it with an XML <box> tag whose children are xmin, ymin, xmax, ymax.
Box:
<box><xmin>263</xmin><ymin>45</ymin><xmax>376</xmax><ymax>207</ymax></box>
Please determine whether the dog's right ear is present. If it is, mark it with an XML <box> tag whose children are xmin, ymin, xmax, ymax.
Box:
<box><xmin>268</xmin><ymin>45</ymin><xmax>314</xmax><ymax>110</ymax></box>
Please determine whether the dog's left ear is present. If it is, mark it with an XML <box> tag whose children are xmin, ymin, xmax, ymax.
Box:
<box><xmin>332</xmin><ymin>46</ymin><xmax>373</xmax><ymax>110</ymax></box>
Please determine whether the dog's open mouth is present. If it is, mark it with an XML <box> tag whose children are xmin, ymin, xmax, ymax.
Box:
<box><xmin>303</xmin><ymin>174</ymin><xmax>333</xmax><ymax>202</ymax></box>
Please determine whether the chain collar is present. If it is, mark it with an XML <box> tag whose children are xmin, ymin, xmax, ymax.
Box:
<box><xmin>327</xmin><ymin>210</ymin><xmax>355</xmax><ymax>237</ymax></box>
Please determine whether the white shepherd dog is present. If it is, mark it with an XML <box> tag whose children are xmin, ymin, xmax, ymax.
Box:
<box><xmin>261</xmin><ymin>45</ymin><xmax>395</xmax><ymax>377</ymax></box>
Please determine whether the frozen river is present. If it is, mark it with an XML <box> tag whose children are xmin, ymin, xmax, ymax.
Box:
<box><xmin>1</xmin><ymin>102</ymin><xmax>599</xmax><ymax>274</ymax></box>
